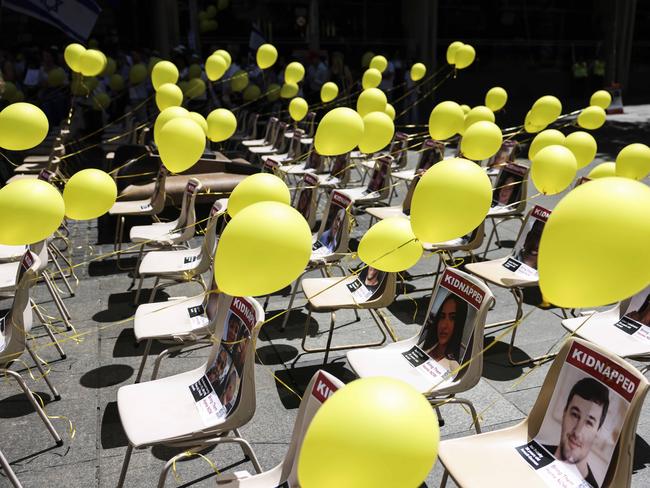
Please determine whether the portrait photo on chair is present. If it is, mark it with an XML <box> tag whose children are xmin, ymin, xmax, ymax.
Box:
<box><xmin>491</xmin><ymin>162</ymin><xmax>527</xmax><ymax>208</ymax></box>
<box><xmin>295</xmin><ymin>184</ymin><xmax>313</xmax><ymax>221</ymax></box>
<box><xmin>507</xmin><ymin>206</ymin><xmax>550</xmax><ymax>275</ymax></box>
<box><xmin>614</xmin><ymin>284</ymin><xmax>650</xmax><ymax>339</ymax></box>
<box><xmin>346</xmin><ymin>265</ymin><xmax>387</xmax><ymax>302</ymax></box>
<box><xmin>404</xmin><ymin>269</ymin><xmax>485</xmax><ymax>382</ymax></box>
<box><xmin>487</xmin><ymin>140</ymin><xmax>518</xmax><ymax>169</ymax></box>
<box><xmin>415</xmin><ymin>139</ymin><xmax>445</xmax><ymax>174</ymax></box>
<box><xmin>517</xmin><ymin>342</ymin><xmax>639</xmax><ymax>488</ymax></box>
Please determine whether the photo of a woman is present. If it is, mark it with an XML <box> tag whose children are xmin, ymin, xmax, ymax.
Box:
<box><xmin>419</xmin><ymin>293</ymin><xmax>468</xmax><ymax>372</ymax></box>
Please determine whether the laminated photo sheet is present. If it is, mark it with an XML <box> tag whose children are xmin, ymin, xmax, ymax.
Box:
<box><xmin>402</xmin><ymin>268</ymin><xmax>485</xmax><ymax>383</ymax></box>
<box><xmin>502</xmin><ymin>205</ymin><xmax>551</xmax><ymax>279</ymax></box>
<box><xmin>516</xmin><ymin>341</ymin><xmax>639</xmax><ymax>488</ymax></box>
<box><xmin>189</xmin><ymin>297</ymin><xmax>256</xmax><ymax>425</ymax></box>
<box><xmin>312</xmin><ymin>191</ymin><xmax>351</xmax><ymax>257</ymax></box>
<box><xmin>491</xmin><ymin>162</ymin><xmax>527</xmax><ymax>210</ymax></box>
<box><xmin>365</xmin><ymin>156</ymin><xmax>391</xmax><ymax>194</ymax></box>
<box><xmin>612</xmin><ymin>284</ymin><xmax>650</xmax><ymax>344</ymax></box>
<box><xmin>346</xmin><ymin>266</ymin><xmax>387</xmax><ymax>303</ymax></box>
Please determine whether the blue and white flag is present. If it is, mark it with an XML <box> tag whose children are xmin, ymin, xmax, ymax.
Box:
<box><xmin>2</xmin><ymin>0</ymin><xmax>101</xmax><ymax>42</ymax></box>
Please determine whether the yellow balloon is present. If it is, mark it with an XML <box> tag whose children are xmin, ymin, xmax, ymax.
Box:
<box><xmin>315</xmin><ymin>107</ymin><xmax>364</xmax><ymax>156</ymax></box>
<box><xmin>205</xmin><ymin>54</ymin><xmax>227</xmax><ymax>81</ymax></box>
<box><xmin>243</xmin><ymin>84</ymin><xmax>261</xmax><ymax>102</ymax></box>
<box><xmin>154</xmin><ymin>106</ymin><xmax>189</xmax><ymax>144</ymax></box>
<box><xmin>577</xmin><ymin>105</ymin><xmax>606</xmax><ymax>130</ymax></box>
<box><xmin>64</xmin><ymin>43</ymin><xmax>85</xmax><ymax>72</ymax></box>
<box><xmin>155</xmin><ymin>83</ymin><xmax>183</xmax><ymax>111</ymax></box>
<box><xmin>362</xmin><ymin>68</ymin><xmax>382</xmax><ymax>89</ymax></box>
<box><xmin>460</xmin><ymin>104</ymin><xmax>471</xmax><ymax>114</ymax></box>
<box><xmin>63</xmin><ymin>169</ymin><xmax>117</xmax><ymax>220</ymax></box>
<box><xmin>590</xmin><ymin>90</ymin><xmax>612</xmax><ymax>109</ymax></box>
<box><xmin>428</xmin><ymin>101</ymin><xmax>464</xmax><ymax>140</ymax></box>
<box><xmin>530</xmin><ymin>95</ymin><xmax>562</xmax><ymax>126</ymax></box>
<box><xmin>361</xmin><ymin>51</ymin><xmax>374</xmax><ymax>68</ymax></box>
<box><xmin>289</xmin><ymin>97</ymin><xmax>308</xmax><ymax>122</ymax></box>
<box><xmin>320</xmin><ymin>81</ymin><xmax>338</xmax><ymax>103</ymax></box>
<box><xmin>524</xmin><ymin>110</ymin><xmax>546</xmax><ymax>133</ymax></box>
<box><xmin>446</xmin><ymin>41</ymin><xmax>464</xmax><ymax>65</ymax></box>
<box><xmin>358</xmin><ymin>218</ymin><xmax>422</xmax><ymax>272</ymax></box>
<box><xmin>109</xmin><ymin>74</ymin><xmax>125</xmax><ymax>91</ymax></box>
<box><xmin>358</xmin><ymin>112</ymin><xmax>394</xmax><ymax>154</ymax></box>
<box><xmin>298</xmin><ymin>377</ymin><xmax>439</xmax><ymax>488</ymax></box>
<box><xmin>564</xmin><ymin>131</ymin><xmax>597</xmax><ymax>169</ymax></box>
<box><xmin>615</xmin><ymin>143</ymin><xmax>650</xmax><ymax>180</ymax></box>
<box><xmin>531</xmin><ymin>145</ymin><xmax>577</xmax><ymax>195</ymax></box>
<box><xmin>410</xmin><ymin>158</ymin><xmax>492</xmax><ymax>242</ymax></box>
<box><xmin>79</xmin><ymin>49</ymin><xmax>105</xmax><ymax>77</ymax></box>
<box><xmin>0</xmin><ymin>103</ymin><xmax>49</xmax><ymax>151</ymax></box>
<box><xmin>207</xmin><ymin>108</ymin><xmax>237</xmax><ymax>142</ymax></box>
<box><xmin>460</xmin><ymin>121</ymin><xmax>502</xmax><ymax>160</ymax></box>
<box><xmin>529</xmin><ymin>129</ymin><xmax>565</xmax><ymax>159</ymax></box>
<box><xmin>280</xmin><ymin>82</ymin><xmax>299</xmax><ymax>99</ymax></box>
<box><xmin>230</xmin><ymin>70</ymin><xmax>249</xmax><ymax>92</ymax></box>
<box><xmin>0</xmin><ymin>179</ymin><xmax>65</xmax><ymax>245</ymax></box>
<box><xmin>455</xmin><ymin>44</ymin><xmax>476</xmax><ymax>69</ymax></box>
<box><xmin>539</xmin><ymin>177</ymin><xmax>650</xmax><ymax>307</ymax></box>
<box><xmin>228</xmin><ymin>174</ymin><xmax>290</xmax><ymax>217</ymax></box>
<box><xmin>92</xmin><ymin>92</ymin><xmax>110</xmax><ymax>111</ymax></box>
<box><xmin>256</xmin><ymin>43</ymin><xmax>278</xmax><ymax>69</ymax></box>
<box><xmin>47</xmin><ymin>67</ymin><xmax>66</xmax><ymax>87</ymax></box>
<box><xmin>356</xmin><ymin>88</ymin><xmax>387</xmax><ymax>117</ymax></box>
<box><xmin>369</xmin><ymin>55</ymin><xmax>388</xmax><ymax>73</ymax></box>
<box><xmin>158</xmin><ymin>118</ymin><xmax>206</xmax><ymax>173</ymax></box>
<box><xmin>188</xmin><ymin>112</ymin><xmax>208</xmax><ymax>135</ymax></box>
<box><xmin>588</xmin><ymin>162</ymin><xmax>616</xmax><ymax>179</ymax></box>
<box><xmin>214</xmin><ymin>49</ymin><xmax>232</xmax><ymax>69</ymax></box>
<box><xmin>215</xmin><ymin>201</ymin><xmax>312</xmax><ymax>296</ymax></box>
<box><xmin>485</xmin><ymin>87</ymin><xmax>507</xmax><ymax>111</ymax></box>
<box><xmin>129</xmin><ymin>63</ymin><xmax>147</xmax><ymax>84</ymax></box>
<box><xmin>410</xmin><ymin>62</ymin><xmax>426</xmax><ymax>82</ymax></box>
<box><xmin>151</xmin><ymin>61</ymin><xmax>179</xmax><ymax>90</ymax></box>
<box><xmin>384</xmin><ymin>103</ymin><xmax>395</xmax><ymax>120</ymax></box>
<box><xmin>267</xmin><ymin>83</ymin><xmax>281</xmax><ymax>102</ymax></box>
<box><xmin>186</xmin><ymin>78</ymin><xmax>206</xmax><ymax>99</ymax></box>
<box><xmin>285</xmin><ymin>62</ymin><xmax>305</xmax><ymax>84</ymax></box>
<box><xmin>462</xmin><ymin>105</ymin><xmax>495</xmax><ymax>133</ymax></box>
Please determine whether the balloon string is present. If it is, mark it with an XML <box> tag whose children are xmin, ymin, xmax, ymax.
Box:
<box><xmin>396</xmin><ymin>70</ymin><xmax>454</xmax><ymax>119</ymax></box>
<box><xmin>60</xmin><ymin>122</ymin><xmax>149</xmax><ymax>160</ymax></box>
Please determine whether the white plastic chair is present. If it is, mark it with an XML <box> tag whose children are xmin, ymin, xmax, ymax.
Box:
<box><xmin>348</xmin><ymin>267</ymin><xmax>494</xmax><ymax>433</ymax></box>
<box><xmin>241</xmin><ymin>117</ymin><xmax>278</xmax><ymax>148</ymax></box>
<box><xmin>116</xmin><ymin>295</ymin><xmax>265</xmax><ymax>488</ymax></box>
<box><xmin>262</xmin><ymin>129</ymin><xmax>304</xmax><ymax>164</ymax></box>
<box><xmin>335</xmin><ymin>156</ymin><xmax>394</xmax><ymax>208</ymax></box>
<box><xmin>213</xmin><ymin>370</ymin><xmax>344</xmax><ymax>487</ymax></box>
<box><xmin>0</xmin><ymin>252</ymin><xmax>63</xmax><ymax>450</ymax></box>
<box><xmin>392</xmin><ymin>138</ymin><xmax>445</xmax><ymax>183</ymax></box>
<box><xmin>360</xmin><ymin>131</ymin><xmax>410</xmax><ymax>174</ymax></box>
<box><xmin>0</xmin><ymin>447</ymin><xmax>23</xmax><ymax>488</ymax></box>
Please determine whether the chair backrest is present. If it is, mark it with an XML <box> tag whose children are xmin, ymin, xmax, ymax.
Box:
<box><xmin>346</xmin><ymin>264</ymin><xmax>397</xmax><ymax>309</ymax></box>
<box><xmin>303</xmin><ymin>146</ymin><xmax>324</xmax><ymax>173</ymax></box>
<box><xmin>506</xmin><ymin>204</ymin><xmax>551</xmax><ymax>273</ymax></box>
<box><xmin>402</xmin><ymin>173</ymin><xmax>422</xmax><ymax>215</ymax></box>
<box><xmin>195</xmin><ymin>198</ymin><xmax>228</xmax><ymax>276</ymax></box>
<box><xmin>388</xmin><ymin>132</ymin><xmax>409</xmax><ymax>170</ymax></box>
<box><xmin>491</xmin><ymin>162</ymin><xmax>529</xmax><ymax>212</ymax></box>
<box><xmin>149</xmin><ymin>164</ymin><xmax>168</xmax><ymax>214</ymax></box>
<box><xmin>327</xmin><ymin>152</ymin><xmax>351</xmax><ymax>185</ymax></box>
<box><xmin>526</xmin><ymin>338</ymin><xmax>649</xmax><ymax>488</ymax></box>
<box><xmin>486</xmin><ymin>139</ymin><xmax>518</xmax><ymax>169</ymax></box>
<box><xmin>413</xmin><ymin>267</ymin><xmax>494</xmax><ymax>392</ymax></box>
<box><xmin>294</xmin><ymin>173</ymin><xmax>319</xmax><ymax>231</ymax></box>
<box><xmin>262</xmin><ymin>117</ymin><xmax>278</xmax><ymax>144</ymax></box>
<box><xmin>273</xmin><ymin>122</ymin><xmax>289</xmax><ymax>152</ymax></box>
<box><xmin>282</xmin><ymin>370</ymin><xmax>345</xmax><ymax>484</ymax></box>
<box><xmin>287</xmin><ymin>129</ymin><xmax>305</xmax><ymax>160</ymax></box>
<box><xmin>0</xmin><ymin>251</ymin><xmax>40</xmax><ymax>367</ymax></box>
<box><xmin>190</xmin><ymin>294</ymin><xmax>265</xmax><ymax>431</ymax></box>
<box><xmin>366</xmin><ymin>156</ymin><xmax>393</xmax><ymax>199</ymax></box>
<box><xmin>302</xmin><ymin>111</ymin><xmax>317</xmax><ymax>137</ymax></box>
<box><xmin>415</xmin><ymin>138</ymin><xmax>445</xmax><ymax>173</ymax></box>
<box><xmin>313</xmin><ymin>190</ymin><xmax>353</xmax><ymax>256</ymax></box>
<box><xmin>174</xmin><ymin>178</ymin><xmax>202</xmax><ymax>241</ymax></box>
<box><xmin>247</xmin><ymin>113</ymin><xmax>260</xmax><ymax>140</ymax></box>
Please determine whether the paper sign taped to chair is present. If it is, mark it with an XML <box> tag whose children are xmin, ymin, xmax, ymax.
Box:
<box><xmin>188</xmin><ymin>375</ymin><xmax>227</xmax><ymax>424</ymax></box>
<box><xmin>515</xmin><ymin>341</ymin><xmax>639</xmax><ymax>488</ymax></box>
<box><xmin>402</xmin><ymin>345</ymin><xmax>453</xmax><ymax>381</ymax></box>
<box><xmin>187</xmin><ymin>304</ymin><xmax>209</xmax><ymax>328</ymax></box>
<box><xmin>613</xmin><ymin>284</ymin><xmax>650</xmax><ymax>344</ymax></box>
<box><xmin>346</xmin><ymin>266</ymin><xmax>386</xmax><ymax>303</ymax></box>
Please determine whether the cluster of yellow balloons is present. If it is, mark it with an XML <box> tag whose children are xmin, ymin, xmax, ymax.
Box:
<box><xmin>282</xmin><ymin>62</ymin><xmax>304</xmax><ymax>100</ymax></box>
<box><xmin>446</xmin><ymin>41</ymin><xmax>476</xmax><ymax>69</ymax></box>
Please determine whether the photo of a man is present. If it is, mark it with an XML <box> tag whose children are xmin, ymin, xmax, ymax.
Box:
<box><xmin>542</xmin><ymin>378</ymin><xmax>610</xmax><ymax>488</ymax></box>
<box><xmin>319</xmin><ymin>207</ymin><xmax>345</xmax><ymax>252</ymax></box>
<box><xmin>360</xmin><ymin>266</ymin><xmax>385</xmax><ymax>296</ymax></box>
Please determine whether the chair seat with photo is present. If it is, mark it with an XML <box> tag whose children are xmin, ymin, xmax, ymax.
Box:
<box><xmin>465</xmin><ymin>205</ymin><xmax>554</xmax><ymax>366</ymax></box>
<box><xmin>213</xmin><ymin>370</ymin><xmax>344</xmax><ymax>487</ymax></box>
<box><xmin>438</xmin><ymin>338</ymin><xmax>649</xmax><ymax>488</ymax></box>
<box><xmin>347</xmin><ymin>268</ymin><xmax>494</xmax><ymax>433</ymax></box>
<box><xmin>392</xmin><ymin>138</ymin><xmax>445</xmax><ymax>184</ymax></box>
<box><xmin>261</xmin><ymin>129</ymin><xmax>304</xmax><ymax>165</ymax></box>
<box><xmin>312</xmin><ymin>152</ymin><xmax>352</xmax><ymax>189</ymax></box>
<box><xmin>248</xmin><ymin>122</ymin><xmax>288</xmax><ymax>157</ymax></box>
<box><xmin>359</xmin><ymin>132</ymin><xmax>409</xmax><ymax>174</ymax></box>
<box><xmin>300</xmin><ymin>264</ymin><xmax>397</xmax><ymax>363</ymax></box>
<box><xmin>117</xmin><ymin>295</ymin><xmax>265</xmax><ymax>488</ymax></box>
<box><xmin>336</xmin><ymin>156</ymin><xmax>393</xmax><ymax>209</ymax></box>
<box><xmin>561</xmin><ymin>287</ymin><xmax>650</xmax><ymax>372</ymax></box>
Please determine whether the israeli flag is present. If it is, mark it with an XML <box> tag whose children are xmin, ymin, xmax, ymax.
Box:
<box><xmin>2</xmin><ymin>0</ymin><xmax>101</xmax><ymax>42</ymax></box>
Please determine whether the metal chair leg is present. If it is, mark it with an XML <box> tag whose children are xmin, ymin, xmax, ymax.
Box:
<box><xmin>116</xmin><ymin>444</ymin><xmax>134</xmax><ymax>488</ymax></box>
<box><xmin>48</xmin><ymin>246</ymin><xmax>74</xmax><ymax>297</ymax></box>
<box><xmin>148</xmin><ymin>277</ymin><xmax>161</xmax><ymax>303</ymax></box>
<box><xmin>440</xmin><ymin>470</ymin><xmax>449</xmax><ymax>488</ymax></box>
<box><xmin>24</xmin><ymin>343</ymin><xmax>60</xmax><ymax>400</ymax></box>
<box><xmin>232</xmin><ymin>428</ymin><xmax>263</xmax><ymax>473</ymax></box>
<box><xmin>281</xmin><ymin>278</ymin><xmax>301</xmax><ymax>331</ymax></box>
<box><xmin>42</xmin><ymin>272</ymin><xmax>73</xmax><ymax>331</ymax></box>
<box><xmin>2</xmin><ymin>369</ymin><xmax>62</xmax><ymax>446</ymax></box>
<box><xmin>32</xmin><ymin>299</ymin><xmax>66</xmax><ymax>360</ymax></box>
<box><xmin>0</xmin><ymin>448</ymin><xmax>24</xmax><ymax>488</ymax></box>
<box><xmin>133</xmin><ymin>276</ymin><xmax>145</xmax><ymax>305</ymax></box>
<box><xmin>130</xmin><ymin>244</ymin><xmax>145</xmax><ymax>290</ymax></box>
<box><xmin>134</xmin><ymin>339</ymin><xmax>152</xmax><ymax>383</ymax></box>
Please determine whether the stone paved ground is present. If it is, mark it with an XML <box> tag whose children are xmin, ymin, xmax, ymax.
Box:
<box><xmin>1</xmin><ymin>107</ymin><xmax>650</xmax><ymax>487</ymax></box>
